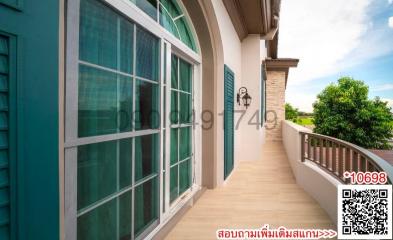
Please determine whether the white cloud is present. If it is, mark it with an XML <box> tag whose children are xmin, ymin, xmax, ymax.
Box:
<box><xmin>389</xmin><ymin>0</ymin><xmax>393</xmax><ymax>5</ymax></box>
<box><xmin>279</xmin><ymin>0</ymin><xmax>393</xmax><ymax>86</ymax></box>
<box><xmin>389</xmin><ymin>16</ymin><xmax>393</xmax><ymax>28</ymax></box>
<box><xmin>381</xmin><ymin>98</ymin><xmax>393</xmax><ymax>112</ymax></box>
<box><xmin>372</xmin><ymin>83</ymin><xmax>393</xmax><ymax>91</ymax></box>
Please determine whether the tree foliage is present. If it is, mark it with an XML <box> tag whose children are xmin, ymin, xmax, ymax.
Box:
<box><xmin>313</xmin><ymin>77</ymin><xmax>393</xmax><ymax>149</ymax></box>
<box><xmin>285</xmin><ymin>103</ymin><xmax>299</xmax><ymax>121</ymax></box>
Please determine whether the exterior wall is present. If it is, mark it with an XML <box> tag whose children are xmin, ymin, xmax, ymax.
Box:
<box><xmin>183</xmin><ymin>0</ymin><xmax>225</xmax><ymax>189</ymax></box>
<box><xmin>210</xmin><ymin>0</ymin><xmax>242</xmax><ymax>183</ymax></box>
<box><xmin>237</xmin><ymin>35</ymin><xmax>265</xmax><ymax>161</ymax></box>
<box><xmin>266</xmin><ymin>71</ymin><xmax>286</xmax><ymax>141</ymax></box>
<box><xmin>282</xmin><ymin>120</ymin><xmax>340</xmax><ymax>225</ymax></box>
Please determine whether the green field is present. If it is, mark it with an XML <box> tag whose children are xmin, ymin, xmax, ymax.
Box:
<box><xmin>296</xmin><ymin>116</ymin><xmax>314</xmax><ymax>126</ymax></box>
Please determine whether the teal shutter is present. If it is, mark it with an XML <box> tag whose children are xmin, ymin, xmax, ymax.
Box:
<box><xmin>0</xmin><ymin>1</ymin><xmax>60</xmax><ymax>239</ymax></box>
<box><xmin>0</xmin><ymin>33</ymin><xmax>10</xmax><ymax>240</ymax></box>
<box><xmin>224</xmin><ymin>65</ymin><xmax>234</xmax><ymax>179</ymax></box>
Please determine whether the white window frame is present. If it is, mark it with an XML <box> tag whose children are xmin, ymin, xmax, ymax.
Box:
<box><xmin>64</xmin><ymin>0</ymin><xmax>202</xmax><ymax>240</ymax></box>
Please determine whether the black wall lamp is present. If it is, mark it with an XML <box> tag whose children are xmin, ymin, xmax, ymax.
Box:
<box><xmin>237</xmin><ymin>87</ymin><xmax>252</xmax><ymax>109</ymax></box>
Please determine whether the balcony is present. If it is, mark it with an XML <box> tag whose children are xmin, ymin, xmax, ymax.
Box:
<box><xmin>164</xmin><ymin>121</ymin><xmax>393</xmax><ymax>239</ymax></box>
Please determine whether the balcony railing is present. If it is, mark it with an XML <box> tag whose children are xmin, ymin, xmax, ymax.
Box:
<box><xmin>300</xmin><ymin>131</ymin><xmax>393</xmax><ymax>184</ymax></box>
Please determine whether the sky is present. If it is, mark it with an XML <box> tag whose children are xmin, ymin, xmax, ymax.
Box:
<box><xmin>279</xmin><ymin>0</ymin><xmax>393</xmax><ymax>112</ymax></box>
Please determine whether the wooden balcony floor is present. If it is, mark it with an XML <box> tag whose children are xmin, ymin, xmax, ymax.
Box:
<box><xmin>165</xmin><ymin>141</ymin><xmax>335</xmax><ymax>240</ymax></box>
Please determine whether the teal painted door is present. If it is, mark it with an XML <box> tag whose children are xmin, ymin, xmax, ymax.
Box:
<box><xmin>224</xmin><ymin>65</ymin><xmax>234</xmax><ymax>179</ymax></box>
<box><xmin>0</xmin><ymin>1</ymin><xmax>60</xmax><ymax>240</ymax></box>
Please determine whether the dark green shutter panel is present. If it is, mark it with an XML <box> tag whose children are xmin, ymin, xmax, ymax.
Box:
<box><xmin>224</xmin><ymin>65</ymin><xmax>234</xmax><ymax>179</ymax></box>
<box><xmin>0</xmin><ymin>34</ymin><xmax>10</xmax><ymax>240</ymax></box>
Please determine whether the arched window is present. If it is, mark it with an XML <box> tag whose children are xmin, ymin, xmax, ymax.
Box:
<box><xmin>131</xmin><ymin>0</ymin><xmax>197</xmax><ymax>51</ymax></box>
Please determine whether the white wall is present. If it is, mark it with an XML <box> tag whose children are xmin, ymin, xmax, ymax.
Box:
<box><xmin>282</xmin><ymin>120</ymin><xmax>341</xmax><ymax>225</ymax></box>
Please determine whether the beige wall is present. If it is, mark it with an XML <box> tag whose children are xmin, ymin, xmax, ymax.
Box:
<box><xmin>187</xmin><ymin>0</ymin><xmax>271</xmax><ymax>185</ymax></box>
<box><xmin>210</xmin><ymin>0</ymin><xmax>242</xmax><ymax>183</ymax></box>
<box><xmin>237</xmin><ymin>35</ymin><xmax>266</xmax><ymax>161</ymax></box>
<box><xmin>266</xmin><ymin>71</ymin><xmax>286</xmax><ymax>141</ymax></box>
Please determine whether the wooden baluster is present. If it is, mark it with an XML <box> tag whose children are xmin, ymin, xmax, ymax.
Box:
<box><xmin>345</xmin><ymin>147</ymin><xmax>351</xmax><ymax>183</ymax></box>
<box><xmin>326</xmin><ymin>140</ymin><xmax>330</xmax><ymax>170</ymax></box>
<box><xmin>320</xmin><ymin>139</ymin><xmax>325</xmax><ymax>167</ymax></box>
<box><xmin>313</xmin><ymin>137</ymin><xmax>317</xmax><ymax>162</ymax></box>
<box><xmin>307</xmin><ymin>134</ymin><xmax>311</xmax><ymax>160</ymax></box>
<box><xmin>345</xmin><ymin>148</ymin><xmax>351</xmax><ymax>172</ymax></box>
<box><xmin>338</xmin><ymin>144</ymin><xmax>343</xmax><ymax>179</ymax></box>
<box><xmin>352</xmin><ymin>151</ymin><xmax>359</xmax><ymax>173</ymax></box>
<box><xmin>360</xmin><ymin>155</ymin><xmax>366</xmax><ymax>172</ymax></box>
<box><xmin>367</xmin><ymin>159</ymin><xmax>374</xmax><ymax>172</ymax></box>
<box><xmin>332</xmin><ymin>142</ymin><xmax>337</xmax><ymax>174</ymax></box>
<box><xmin>301</xmin><ymin>133</ymin><xmax>305</xmax><ymax>162</ymax></box>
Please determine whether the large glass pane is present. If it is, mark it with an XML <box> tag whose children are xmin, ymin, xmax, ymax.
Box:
<box><xmin>179</xmin><ymin>127</ymin><xmax>191</xmax><ymax>160</ymax></box>
<box><xmin>179</xmin><ymin>59</ymin><xmax>191</xmax><ymax>93</ymax></box>
<box><xmin>163</xmin><ymin>86</ymin><xmax>166</xmax><ymax>126</ymax></box>
<box><xmin>160</xmin><ymin>0</ymin><xmax>181</xmax><ymax>18</ymax></box>
<box><xmin>135</xmin><ymin>134</ymin><xmax>159</xmax><ymax>182</ymax></box>
<box><xmin>119</xmin><ymin>75</ymin><xmax>133</xmax><ymax>133</ymax></box>
<box><xmin>179</xmin><ymin>93</ymin><xmax>191</xmax><ymax>124</ymax></box>
<box><xmin>171</xmin><ymin>55</ymin><xmax>178</xmax><ymax>89</ymax></box>
<box><xmin>77</xmin><ymin>140</ymin><xmax>117</xmax><ymax>209</ymax></box>
<box><xmin>170</xmin><ymin>128</ymin><xmax>178</xmax><ymax>165</ymax></box>
<box><xmin>77</xmin><ymin>197</ymin><xmax>117</xmax><ymax>240</ymax></box>
<box><xmin>135</xmin><ymin>0</ymin><xmax>158</xmax><ymax>20</ymax></box>
<box><xmin>136</xmin><ymin>28</ymin><xmax>159</xmax><ymax>81</ymax></box>
<box><xmin>119</xmin><ymin>191</ymin><xmax>132</xmax><ymax>240</ymax></box>
<box><xmin>176</xmin><ymin>18</ymin><xmax>195</xmax><ymax>51</ymax></box>
<box><xmin>78</xmin><ymin>65</ymin><xmax>132</xmax><ymax>137</ymax></box>
<box><xmin>119</xmin><ymin>139</ymin><xmax>132</xmax><ymax>189</ymax></box>
<box><xmin>134</xmin><ymin>178</ymin><xmax>158</xmax><ymax>237</ymax></box>
<box><xmin>80</xmin><ymin>0</ymin><xmax>117</xmax><ymax>69</ymax></box>
<box><xmin>120</xmin><ymin>18</ymin><xmax>134</xmax><ymax>74</ymax></box>
<box><xmin>169</xmin><ymin>165</ymin><xmax>178</xmax><ymax>203</ymax></box>
<box><xmin>170</xmin><ymin>91</ymin><xmax>178</xmax><ymax>124</ymax></box>
<box><xmin>134</xmin><ymin>80</ymin><xmax>159</xmax><ymax>130</ymax></box>
<box><xmin>162</xmin><ymin>131</ymin><xmax>166</xmax><ymax>169</ymax></box>
<box><xmin>179</xmin><ymin>159</ymin><xmax>191</xmax><ymax>195</ymax></box>
<box><xmin>159</xmin><ymin>6</ymin><xmax>180</xmax><ymax>39</ymax></box>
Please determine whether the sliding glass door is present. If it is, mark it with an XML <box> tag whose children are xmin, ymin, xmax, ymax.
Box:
<box><xmin>169</xmin><ymin>54</ymin><xmax>193</xmax><ymax>204</ymax></box>
<box><xmin>65</xmin><ymin>1</ymin><xmax>197</xmax><ymax>239</ymax></box>
<box><xmin>69</xmin><ymin>0</ymin><xmax>161</xmax><ymax>239</ymax></box>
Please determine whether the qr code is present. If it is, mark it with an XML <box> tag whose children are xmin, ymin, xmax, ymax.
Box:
<box><xmin>338</xmin><ymin>185</ymin><xmax>392</xmax><ymax>239</ymax></box>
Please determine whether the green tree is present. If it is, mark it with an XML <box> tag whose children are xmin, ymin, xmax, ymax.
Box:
<box><xmin>313</xmin><ymin>77</ymin><xmax>393</xmax><ymax>149</ymax></box>
<box><xmin>285</xmin><ymin>103</ymin><xmax>299</xmax><ymax>122</ymax></box>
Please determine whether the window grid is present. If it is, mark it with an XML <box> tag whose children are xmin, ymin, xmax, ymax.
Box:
<box><xmin>65</xmin><ymin>1</ymin><xmax>200</xmax><ymax>239</ymax></box>
<box><xmin>74</xmin><ymin>1</ymin><xmax>161</xmax><ymax>239</ymax></box>
<box><xmin>169</xmin><ymin>53</ymin><xmax>192</xmax><ymax>204</ymax></box>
